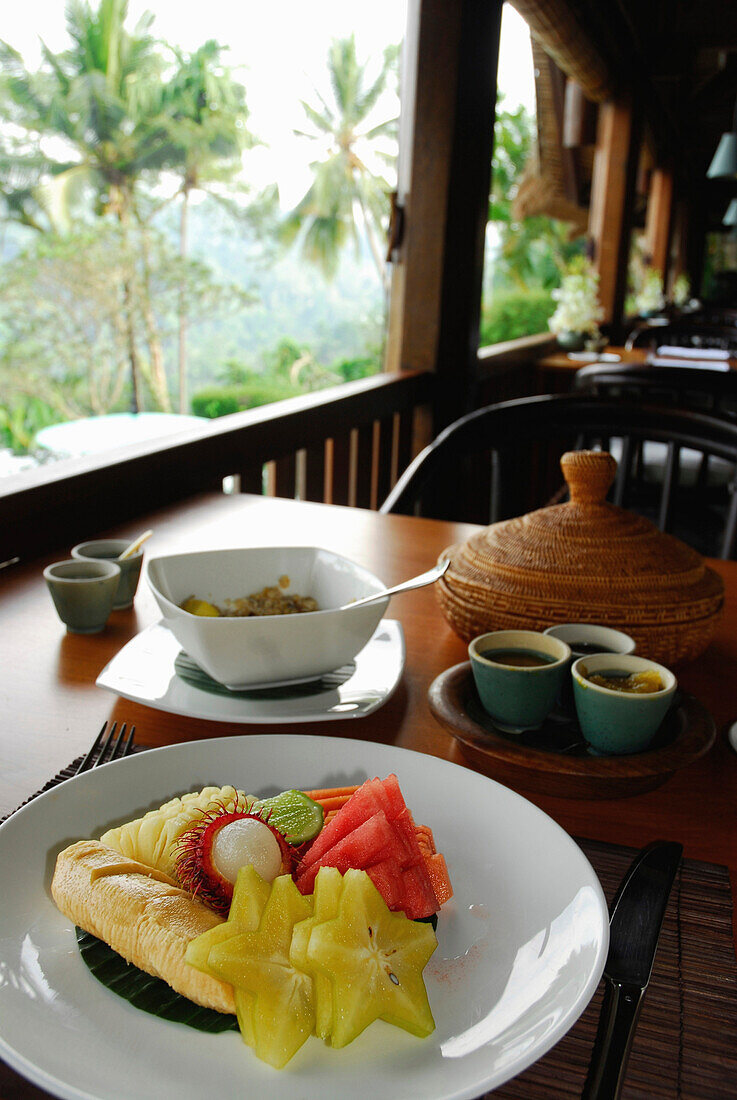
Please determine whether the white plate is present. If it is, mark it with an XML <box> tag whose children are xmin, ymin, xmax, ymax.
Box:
<box><xmin>96</xmin><ymin>620</ymin><xmax>404</xmax><ymax>722</ymax></box>
<box><xmin>0</xmin><ymin>735</ymin><xmax>608</xmax><ymax>1100</ymax></box>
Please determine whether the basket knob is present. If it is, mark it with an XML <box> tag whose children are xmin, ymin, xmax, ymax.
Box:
<box><xmin>561</xmin><ymin>450</ymin><xmax>617</xmax><ymax>505</ymax></box>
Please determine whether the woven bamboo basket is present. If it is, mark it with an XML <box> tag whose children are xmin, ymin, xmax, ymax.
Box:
<box><xmin>436</xmin><ymin>450</ymin><xmax>724</xmax><ymax>666</ymax></box>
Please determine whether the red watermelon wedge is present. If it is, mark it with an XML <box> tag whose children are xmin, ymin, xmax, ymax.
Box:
<box><xmin>295</xmin><ymin>775</ymin><xmax>440</xmax><ymax>919</ymax></box>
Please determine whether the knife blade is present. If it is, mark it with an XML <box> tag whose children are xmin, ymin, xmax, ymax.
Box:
<box><xmin>582</xmin><ymin>840</ymin><xmax>683</xmax><ymax>1100</ymax></box>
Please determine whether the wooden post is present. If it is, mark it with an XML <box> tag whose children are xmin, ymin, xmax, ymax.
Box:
<box><xmin>588</xmin><ymin>97</ymin><xmax>642</xmax><ymax>339</ymax></box>
<box><xmin>386</xmin><ymin>0</ymin><xmax>503</xmax><ymax>430</ymax></box>
<box><xmin>644</xmin><ymin>167</ymin><xmax>674</xmax><ymax>278</ymax></box>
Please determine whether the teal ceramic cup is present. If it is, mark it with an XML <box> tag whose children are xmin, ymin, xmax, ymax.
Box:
<box><xmin>571</xmin><ymin>653</ymin><xmax>677</xmax><ymax>755</ymax></box>
<box><xmin>543</xmin><ymin>623</ymin><xmax>636</xmax><ymax>714</ymax></box>
<box><xmin>44</xmin><ymin>559</ymin><xmax>121</xmax><ymax>634</ymax></box>
<box><xmin>72</xmin><ymin>538</ymin><xmax>143</xmax><ymax>609</ymax></box>
<box><xmin>469</xmin><ymin>629</ymin><xmax>572</xmax><ymax>732</ymax></box>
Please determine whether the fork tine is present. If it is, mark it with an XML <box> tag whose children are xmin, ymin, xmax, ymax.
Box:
<box><xmin>75</xmin><ymin>721</ymin><xmax>114</xmax><ymax>775</ymax></box>
<box><xmin>109</xmin><ymin>723</ymin><xmax>136</xmax><ymax>762</ymax></box>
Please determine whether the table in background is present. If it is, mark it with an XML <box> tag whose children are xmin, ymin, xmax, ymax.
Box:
<box><xmin>535</xmin><ymin>345</ymin><xmax>737</xmax><ymax>393</ymax></box>
<box><xmin>2</xmin><ymin>493</ymin><xmax>736</xmax><ymax>1098</ymax></box>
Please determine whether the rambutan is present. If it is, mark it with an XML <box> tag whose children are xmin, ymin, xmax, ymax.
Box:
<box><xmin>174</xmin><ymin>804</ymin><xmax>294</xmax><ymax>915</ymax></box>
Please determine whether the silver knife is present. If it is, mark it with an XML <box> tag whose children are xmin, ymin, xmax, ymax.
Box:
<box><xmin>582</xmin><ymin>840</ymin><xmax>683</xmax><ymax>1100</ymax></box>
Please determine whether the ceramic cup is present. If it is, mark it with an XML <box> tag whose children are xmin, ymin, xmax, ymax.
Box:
<box><xmin>44</xmin><ymin>559</ymin><xmax>121</xmax><ymax>634</ymax></box>
<box><xmin>571</xmin><ymin>652</ymin><xmax>677</xmax><ymax>755</ymax></box>
<box><xmin>543</xmin><ymin>623</ymin><xmax>637</xmax><ymax>715</ymax></box>
<box><xmin>469</xmin><ymin>629</ymin><xmax>572</xmax><ymax>733</ymax></box>
<box><xmin>72</xmin><ymin>538</ymin><xmax>144</xmax><ymax>609</ymax></box>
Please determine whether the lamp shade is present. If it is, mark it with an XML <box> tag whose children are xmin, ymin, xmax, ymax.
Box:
<box><xmin>708</xmin><ymin>132</ymin><xmax>737</xmax><ymax>179</ymax></box>
<box><xmin>724</xmin><ymin>199</ymin><xmax>737</xmax><ymax>226</ymax></box>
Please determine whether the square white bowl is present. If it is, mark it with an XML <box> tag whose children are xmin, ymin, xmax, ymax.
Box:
<box><xmin>145</xmin><ymin>546</ymin><xmax>389</xmax><ymax>689</ymax></box>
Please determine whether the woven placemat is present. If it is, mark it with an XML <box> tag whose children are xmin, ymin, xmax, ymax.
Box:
<box><xmin>3</xmin><ymin>753</ymin><xmax>737</xmax><ymax>1099</ymax></box>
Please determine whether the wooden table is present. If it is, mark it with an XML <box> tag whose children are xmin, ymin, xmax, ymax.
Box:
<box><xmin>535</xmin><ymin>345</ymin><xmax>737</xmax><ymax>392</ymax></box>
<box><xmin>2</xmin><ymin>493</ymin><xmax>737</xmax><ymax>1098</ymax></box>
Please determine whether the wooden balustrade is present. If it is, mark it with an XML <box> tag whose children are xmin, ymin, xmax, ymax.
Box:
<box><xmin>0</xmin><ymin>371</ymin><xmax>434</xmax><ymax>562</ymax></box>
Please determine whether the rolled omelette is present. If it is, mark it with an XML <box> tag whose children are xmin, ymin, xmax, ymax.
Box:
<box><xmin>51</xmin><ymin>839</ymin><xmax>235</xmax><ymax>1014</ymax></box>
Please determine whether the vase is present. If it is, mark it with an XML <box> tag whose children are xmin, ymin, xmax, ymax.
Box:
<box><xmin>556</xmin><ymin>331</ymin><xmax>587</xmax><ymax>351</ymax></box>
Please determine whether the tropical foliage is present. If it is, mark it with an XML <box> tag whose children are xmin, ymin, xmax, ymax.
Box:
<box><xmin>280</xmin><ymin>35</ymin><xmax>398</xmax><ymax>290</ymax></box>
<box><xmin>0</xmin><ymin>0</ymin><xmax>255</xmax><ymax>414</ymax></box>
<box><xmin>481</xmin><ymin>97</ymin><xmax>586</xmax><ymax>343</ymax></box>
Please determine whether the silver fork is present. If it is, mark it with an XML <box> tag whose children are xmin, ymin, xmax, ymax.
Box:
<box><xmin>74</xmin><ymin>720</ymin><xmax>136</xmax><ymax>774</ymax></box>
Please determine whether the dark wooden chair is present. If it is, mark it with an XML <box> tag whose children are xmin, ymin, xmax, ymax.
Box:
<box><xmin>573</xmin><ymin>361</ymin><xmax>737</xmax><ymax>499</ymax></box>
<box><xmin>380</xmin><ymin>393</ymin><xmax>737</xmax><ymax>559</ymax></box>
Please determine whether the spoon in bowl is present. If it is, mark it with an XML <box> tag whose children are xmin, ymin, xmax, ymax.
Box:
<box><xmin>118</xmin><ymin>529</ymin><xmax>153</xmax><ymax>561</ymax></box>
<box><xmin>340</xmin><ymin>557</ymin><xmax>450</xmax><ymax>610</ymax></box>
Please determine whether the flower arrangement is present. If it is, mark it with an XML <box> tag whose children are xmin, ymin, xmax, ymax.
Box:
<box><xmin>548</xmin><ymin>257</ymin><xmax>604</xmax><ymax>340</ymax></box>
<box><xmin>635</xmin><ymin>267</ymin><xmax>665</xmax><ymax>316</ymax></box>
<box><xmin>671</xmin><ymin>273</ymin><xmax>691</xmax><ymax>309</ymax></box>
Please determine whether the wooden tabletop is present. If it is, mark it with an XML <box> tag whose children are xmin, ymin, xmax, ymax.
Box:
<box><xmin>537</xmin><ymin>345</ymin><xmax>737</xmax><ymax>373</ymax></box>
<box><xmin>2</xmin><ymin>492</ymin><xmax>737</xmax><ymax>1098</ymax></box>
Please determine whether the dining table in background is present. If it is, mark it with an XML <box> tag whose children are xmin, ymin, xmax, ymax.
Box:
<box><xmin>1</xmin><ymin>491</ymin><xmax>736</xmax><ymax>1099</ymax></box>
<box><xmin>535</xmin><ymin>344</ymin><xmax>737</xmax><ymax>393</ymax></box>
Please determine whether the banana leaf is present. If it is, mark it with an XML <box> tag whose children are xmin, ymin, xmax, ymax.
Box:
<box><xmin>76</xmin><ymin>928</ymin><xmax>238</xmax><ymax>1033</ymax></box>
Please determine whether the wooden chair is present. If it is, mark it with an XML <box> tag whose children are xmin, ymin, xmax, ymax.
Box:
<box><xmin>380</xmin><ymin>393</ymin><xmax>737</xmax><ymax>559</ymax></box>
<box><xmin>573</xmin><ymin>361</ymin><xmax>737</xmax><ymax>495</ymax></box>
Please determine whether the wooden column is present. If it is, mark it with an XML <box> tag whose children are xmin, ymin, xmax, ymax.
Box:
<box><xmin>386</xmin><ymin>0</ymin><xmax>503</xmax><ymax>430</ymax></box>
<box><xmin>588</xmin><ymin>98</ymin><xmax>642</xmax><ymax>339</ymax></box>
<box><xmin>644</xmin><ymin>167</ymin><xmax>674</xmax><ymax>277</ymax></box>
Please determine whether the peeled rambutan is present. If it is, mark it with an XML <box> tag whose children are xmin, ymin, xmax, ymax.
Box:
<box><xmin>174</xmin><ymin>805</ymin><xmax>294</xmax><ymax>915</ymax></box>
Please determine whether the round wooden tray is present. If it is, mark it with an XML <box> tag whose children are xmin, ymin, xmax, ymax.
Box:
<box><xmin>428</xmin><ymin>662</ymin><xmax>716</xmax><ymax>799</ymax></box>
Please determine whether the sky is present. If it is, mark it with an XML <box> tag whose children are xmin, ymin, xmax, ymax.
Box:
<box><xmin>2</xmin><ymin>2</ymin><xmax>535</xmax><ymax>207</ymax></box>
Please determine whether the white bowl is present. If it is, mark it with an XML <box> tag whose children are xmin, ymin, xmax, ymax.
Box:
<box><xmin>146</xmin><ymin>546</ymin><xmax>389</xmax><ymax>689</ymax></box>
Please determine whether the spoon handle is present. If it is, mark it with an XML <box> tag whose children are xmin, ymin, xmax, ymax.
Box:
<box><xmin>118</xmin><ymin>529</ymin><xmax>153</xmax><ymax>560</ymax></box>
<box><xmin>344</xmin><ymin>557</ymin><xmax>449</xmax><ymax>610</ymax></box>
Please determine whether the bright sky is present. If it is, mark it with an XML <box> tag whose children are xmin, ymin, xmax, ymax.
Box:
<box><xmin>3</xmin><ymin>2</ymin><xmax>534</xmax><ymax>206</ymax></box>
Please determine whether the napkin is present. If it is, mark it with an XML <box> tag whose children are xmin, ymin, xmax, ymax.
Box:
<box><xmin>656</xmin><ymin>345</ymin><xmax>730</xmax><ymax>360</ymax></box>
<box><xmin>648</xmin><ymin>355</ymin><xmax>731</xmax><ymax>370</ymax></box>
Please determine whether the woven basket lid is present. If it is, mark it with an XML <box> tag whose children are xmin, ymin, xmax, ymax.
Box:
<box><xmin>437</xmin><ymin>450</ymin><xmax>724</xmax><ymax>666</ymax></box>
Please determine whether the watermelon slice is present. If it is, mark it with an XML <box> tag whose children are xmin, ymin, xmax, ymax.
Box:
<box><xmin>295</xmin><ymin>775</ymin><xmax>441</xmax><ymax>919</ymax></box>
<box><xmin>295</xmin><ymin>810</ymin><xmax>396</xmax><ymax>894</ymax></box>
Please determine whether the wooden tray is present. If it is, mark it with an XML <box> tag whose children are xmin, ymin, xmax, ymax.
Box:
<box><xmin>428</xmin><ymin>661</ymin><xmax>716</xmax><ymax>799</ymax></box>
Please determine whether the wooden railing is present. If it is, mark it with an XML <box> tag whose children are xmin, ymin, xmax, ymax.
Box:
<box><xmin>0</xmin><ymin>371</ymin><xmax>435</xmax><ymax>562</ymax></box>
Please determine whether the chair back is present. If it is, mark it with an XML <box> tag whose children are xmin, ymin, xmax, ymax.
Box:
<box><xmin>573</xmin><ymin>362</ymin><xmax>737</xmax><ymax>424</ymax></box>
<box><xmin>380</xmin><ymin>393</ymin><xmax>737</xmax><ymax>559</ymax></box>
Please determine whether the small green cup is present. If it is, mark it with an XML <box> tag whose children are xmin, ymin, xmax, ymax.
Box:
<box><xmin>469</xmin><ymin>629</ymin><xmax>572</xmax><ymax>732</ymax></box>
<box><xmin>572</xmin><ymin>653</ymin><xmax>677</xmax><ymax>755</ymax></box>
<box><xmin>44</xmin><ymin>559</ymin><xmax>121</xmax><ymax>634</ymax></box>
<box><xmin>72</xmin><ymin>538</ymin><xmax>143</xmax><ymax>609</ymax></box>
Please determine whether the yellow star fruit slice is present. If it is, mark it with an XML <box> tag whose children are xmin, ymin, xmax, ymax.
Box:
<box><xmin>290</xmin><ymin>866</ymin><xmax>343</xmax><ymax>1041</ymax></box>
<box><xmin>185</xmin><ymin>864</ymin><xmax>271</xmax><ymax>1045</ymax></box>
<box><xmin>306</xmin><ymin>868</ymin><xmax>437</xmax><ymax>1048</ymax></box>
<box><xmin>100</xmin><ymin>786</ymin><xmax>255</xmax><ymax>878</ymax></box>
<box><xmin>207</xmin><ymin>874</ymin><xmax>315</xmax><ymax>1069</ymax></box>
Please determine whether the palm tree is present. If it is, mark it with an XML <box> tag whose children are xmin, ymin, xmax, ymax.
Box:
<box><xmin>0</xmin><ymin>0</ymin><xmax>179</xmax><ymax>410</ymax></box>
<box><xmin>281</xmin><ymin>36</ymin><xmax>399</xmax><ymax>292</ymax></box>
<box><xmin>159</xmin><ymin>41</ymin><xmax>252</xmax><ymax>412</ymax></box>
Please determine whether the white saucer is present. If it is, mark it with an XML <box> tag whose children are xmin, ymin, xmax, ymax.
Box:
<box><xmin>97</xmin><ymin>620</ymin><xmax>405</xmax><ymax>723</ymax></box>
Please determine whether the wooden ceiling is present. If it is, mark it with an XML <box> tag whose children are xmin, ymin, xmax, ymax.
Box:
<box><xmin>512</xmin><ymin>0</ymin><xmax>737</xmax><ymax>229</ymax></box>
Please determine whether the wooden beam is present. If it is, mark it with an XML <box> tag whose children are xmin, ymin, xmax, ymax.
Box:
<box><xmin>644</xmin><ymin>167</ymin><xmax>674</xmax><ymax>276</ymax></box>
<box><xmin>386</xmin><ymin>0</ymin><xmax>503</xmax><ymax>429</ymax></box>
<box><xmin>588</xmin><ymin>97</ymin><xmax>642</xmax><ymax>336</ymax></box>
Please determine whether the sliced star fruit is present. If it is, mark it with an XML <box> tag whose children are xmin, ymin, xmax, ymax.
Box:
<box><xmin>207</xmin><ymin>874</ymin><xmax>315</xmax><ymax>1069</ymax></box>
<box><xmin>185</xmin><ymin>863</ymin><xmax>272</xmax><ymax>1047</ymax></box>
<box><xmin>290</xmin><ymin>865</ymin><xmax>343</xmax><ymax>1041</ymax></box>
<box><xmin>304</xmin><ymin>867</ymin><xmax>437</xmax><ymax>1048</ymax></box>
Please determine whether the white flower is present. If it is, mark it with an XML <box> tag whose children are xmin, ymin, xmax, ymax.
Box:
<box><xmin>635</xmin><ymin>268</ymin><xmax>665</xmax><ymax>314</ymax></box>
<box><xmin>548</xmin><ymin>259</ymin><xmax>604</xmax><ymax>336</ymax></box>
